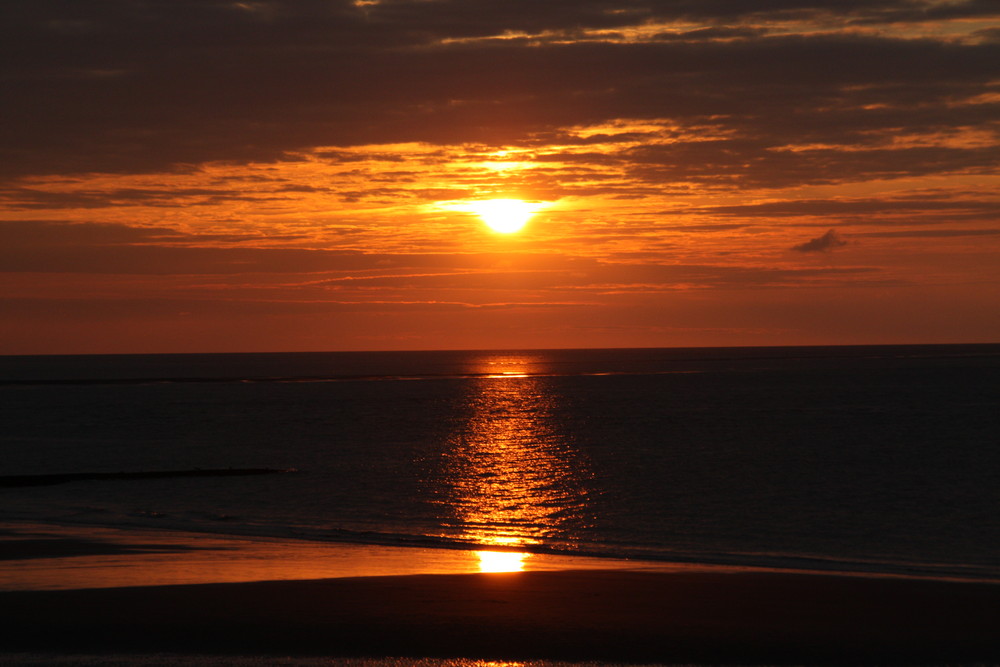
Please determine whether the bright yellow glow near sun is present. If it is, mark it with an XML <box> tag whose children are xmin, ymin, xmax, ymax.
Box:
<box><xmin>465</xmin><ymin>199</ymin><xmax>547</xmax><ymax>233</ymax></box>
<box><xmin>476</xmin><ymin>550</ymin><xmax>529</xmax><ymax>573</ymax></box>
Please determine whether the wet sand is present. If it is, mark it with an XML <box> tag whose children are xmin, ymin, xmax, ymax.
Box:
<box><xmin>0</xmin><ymin>523</ymin><xmax>669</xmax><ymax>590</ymax></box>
<box><xmin>2</xmin><ymin>568</ymin><xmax>999</xmax><ymax>664</ymax></box>
<box><xmin>2</xmin><ymin>524</ymin><xmax>998</xmax><ymax>664</ymax></box>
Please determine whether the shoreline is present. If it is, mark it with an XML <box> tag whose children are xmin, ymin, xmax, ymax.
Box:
<box><xmin>4</xmin><ymin>520</ymin><xmax>998</xmax><ymax>590</ymax></box>
<box><xmin>5</xmin><ymin>519</ymin><xmax>1000</xmax><ymax>595</ymax></box>
<box><xmin>1</xmin><ymin>522</ymin><xmax>704</xmax><ymax>592</ymax></box>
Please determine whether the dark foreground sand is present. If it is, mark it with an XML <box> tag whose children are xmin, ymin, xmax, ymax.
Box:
<box><xmin>2</xmin><ymin>569</ymin><xmax>999</xmax><ymax>665</ymax></box>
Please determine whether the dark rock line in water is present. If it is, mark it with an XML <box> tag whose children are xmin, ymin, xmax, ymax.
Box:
<box><xmin>0</xmin><ymin>468</ymin><xmax>295</xmax><ymax>488</ymax></box>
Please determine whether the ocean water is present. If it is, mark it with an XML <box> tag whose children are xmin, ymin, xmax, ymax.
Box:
<box><xmin>2</xmin><ymin>345</ymin><xmax>998</xmax><ymax>581</ymax></box>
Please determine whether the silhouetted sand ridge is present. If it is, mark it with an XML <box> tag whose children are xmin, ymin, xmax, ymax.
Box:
<box><xmin>2</xmin><ymin>570</ymin><xmax>999</xmax><ymax>664</ymax></box>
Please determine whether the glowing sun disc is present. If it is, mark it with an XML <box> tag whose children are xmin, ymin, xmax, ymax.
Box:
<box><xmin>467</xmin><ymin>199</ymin><xmax>544</xmax><ymax>233</ymax></box>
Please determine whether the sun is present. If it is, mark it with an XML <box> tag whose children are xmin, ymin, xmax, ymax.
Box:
<box><xmin>466</xmin><ymin>199</ymin><xmax>546</xmax><ymax>233</ymax></box>
<box><xmin>435</xmin><ymin>197</ymin><xmax>550</xmax><ymax>234</ymax></box>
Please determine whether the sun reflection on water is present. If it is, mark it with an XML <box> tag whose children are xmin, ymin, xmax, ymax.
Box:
<box><xmin>424</xmin><ymin>354</ymin><xmax>594</xmax><ymax>565</ymax></box>
<box><xmin>475</xmin><ymin>550</ymin><xmax>529</xmax><ymax>573</ymax></box>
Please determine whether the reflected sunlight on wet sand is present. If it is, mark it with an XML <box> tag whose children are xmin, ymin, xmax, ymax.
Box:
<box><xmin>0</xmin><ymin>522</ymin><xmax>677</xmax><ymax>591</ymax></box>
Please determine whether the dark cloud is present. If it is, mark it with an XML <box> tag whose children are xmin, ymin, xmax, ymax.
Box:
<box><xmin>860</xmin><ymin>229</ymin><xmax>1000</xmax><ymax>238</ymax></box>
<box><xmin>0</xmin><ymin>220</ymin><xmax>598</xmax><ymax>275</ymax></box>
<box><xmin>0</xmin><ymin>186</ymin><xmax>288</xmax><ymax>210</ymax></box>
<box><xmin>845</xmin><ymin>0</ymin><xmax>1000</xmax><ymax>24</ymax></box>
<box><xmin>651</xmin><ymin>26</ymin><xmax>771</xmax><ymax>40</ymax></box>
<box><xmin>688</xmin><ymin>198</ymin><xmax>1000</xmax><ymax>219</ymax></box>
<box><xmin>361</xmin><ymin>0</ymin><xmax>1000</xmax><ymax>30</ymax></box>
<box><xmin>792</xmin><ymin>229</ymin><xmax>848</xmax><ymax>252</ymax></box>
<box><xmin>621</xmin><ymin>143</ymin><xmax>999</xmax><ymax>189</ymax></box>
<box><xmin>0</xmin><ymin>220</ymin><xmax>307</xmax><ymax>249</ymax></box>
<box><xmin>1</xmin><ymin>2</ymin><xmax>997</xmax><ymax>187</ymax></box>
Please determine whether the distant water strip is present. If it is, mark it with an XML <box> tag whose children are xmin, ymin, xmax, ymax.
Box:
<box><xmin>0</xmin><ymin>370</ymin><xmax>707</xmax><ymax>386</ymax></box>
<box><xmin>2</xmin><ymin>343</ymin><xmax>998</xmax><ymax>385</ymax></box>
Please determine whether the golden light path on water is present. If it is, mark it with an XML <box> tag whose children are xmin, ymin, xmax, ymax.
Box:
<box><xmin>2</xmin><ymin>353</ymin><xmax>603</xmax><ymax>588</ymax></box>
<box><xmin>427</xmin><ymin>353</ymin><xmax>595</xmax><ymax>573</ymax></box>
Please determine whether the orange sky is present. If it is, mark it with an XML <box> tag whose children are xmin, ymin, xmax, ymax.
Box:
<box><xmin>2</xmin><ymin>1</ymin><xmax>998</xmax><ymax>354</ymax></box>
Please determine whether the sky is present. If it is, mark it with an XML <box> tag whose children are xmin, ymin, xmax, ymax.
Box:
<box><xmin>2</xmin><ymin>0</ymin><xmax>999</xmax><ymax>354</ymax></box>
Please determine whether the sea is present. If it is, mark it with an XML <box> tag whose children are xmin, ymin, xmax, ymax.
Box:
<box><xmin>2</xmin><ymin>344</ymin><xmax>999</xmax><ymax>582</ymax></box>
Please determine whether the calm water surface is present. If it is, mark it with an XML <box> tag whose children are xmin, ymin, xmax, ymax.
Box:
<box><xmin>2</xmin><ymin>345</ymin><xmax>998</xmax><ymax>580</ymax></box>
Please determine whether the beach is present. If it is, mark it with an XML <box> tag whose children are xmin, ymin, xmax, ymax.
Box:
<box><xmin>3</xmin><ymin>347</ymin><xmax>999</xmax><ymax>664</ymax></box>
<box><xmin>2</xmin><ymin>528</ymin><xmax>1000</xmax><ymax>665</ymax></box>
<box><xmin>3</xmin><ymin>568</ymin><xmax>1000</xmax><ymax>664</ymax></box>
